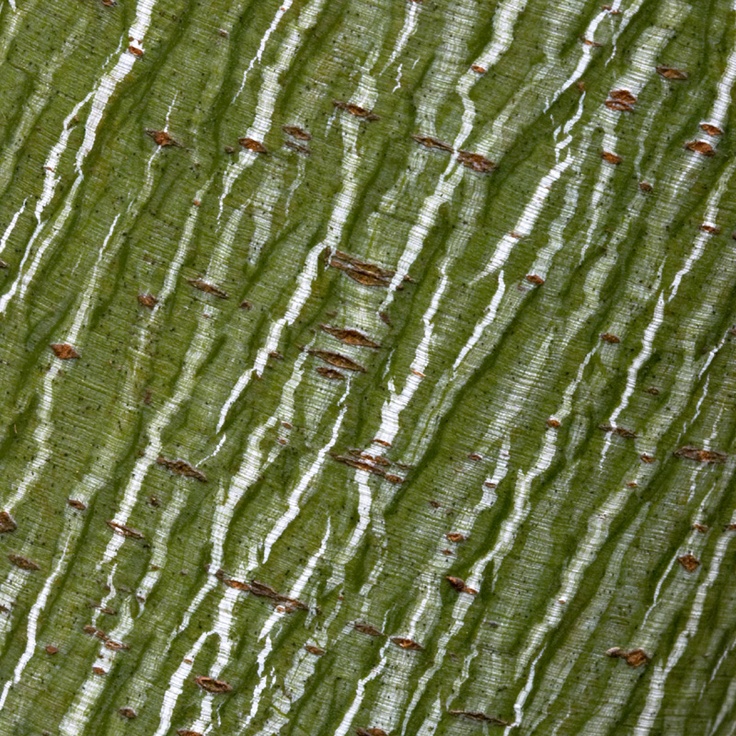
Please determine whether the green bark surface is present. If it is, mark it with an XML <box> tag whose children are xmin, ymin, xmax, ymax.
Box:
<box><xmin>0</xmin><ymin>0</ymin><xmax>734</xmax><ymax>734</ymax></box>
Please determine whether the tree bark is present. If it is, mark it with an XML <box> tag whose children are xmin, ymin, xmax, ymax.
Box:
<box><xmin>0</xmin><ymin>0</ymin><xmax>734</xmax><ymax>734</ymax></box>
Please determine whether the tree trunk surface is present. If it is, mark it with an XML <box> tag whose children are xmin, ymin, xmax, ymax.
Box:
<box><xmin>0</xmin><ymin>0</ymin><xmax>734</xmax><ymax>734</ymax></box>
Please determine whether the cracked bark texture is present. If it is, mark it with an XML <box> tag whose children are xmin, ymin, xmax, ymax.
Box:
<box><xmin>0</xmin><ymin>0</ymin><xmax>735</xmax><ymax>734</ymax></box>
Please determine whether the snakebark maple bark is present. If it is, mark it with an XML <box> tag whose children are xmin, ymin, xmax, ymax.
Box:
<box><xmin>0</xmin><ymin>0</ymin><xmax>734</xmax><ymax>735</ymax></box>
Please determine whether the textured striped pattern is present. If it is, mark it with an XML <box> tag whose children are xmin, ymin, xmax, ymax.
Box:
<box><xmin>0</xmin><ymin>0</ymin><xmax>735</xmax><ymax>733</ymax></box>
